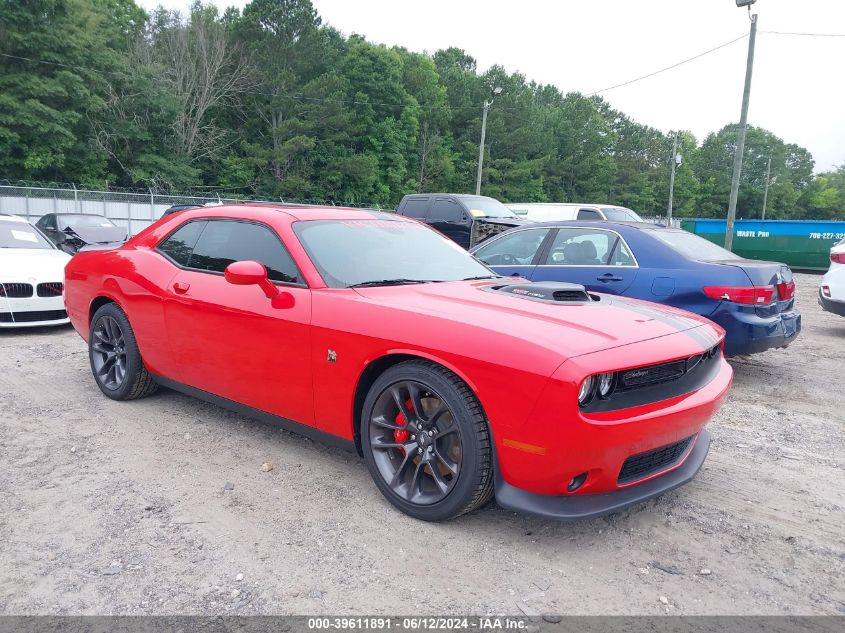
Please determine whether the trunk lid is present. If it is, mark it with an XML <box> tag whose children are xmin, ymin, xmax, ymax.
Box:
<box><xmin>711</xmin><ymin>258</ymin><xmax>795</xmax><ymax>315</ymax></box>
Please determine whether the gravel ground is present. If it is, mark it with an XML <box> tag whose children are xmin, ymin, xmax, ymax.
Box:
<box><xmin>0</xmin><ymin>273</ymin><xmax>843</xmax><ymax>616</ymax></box>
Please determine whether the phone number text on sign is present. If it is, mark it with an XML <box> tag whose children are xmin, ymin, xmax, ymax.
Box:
<box><xmin>809</xmin><ymin>233</ymin><xmax>845</xmax><ymax>240</ymax></box>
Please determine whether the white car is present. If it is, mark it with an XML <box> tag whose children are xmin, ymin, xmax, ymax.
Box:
<box><xmin>820</xmin><ymin>238</ymin><xmax>845</xmax><ymax>317</ymax></box>
<box><xmin>506</xmin><ymin>202</ymin><xmax>644</xmax><ymax>222</ymax></box>
<box><xmin>0</xmin><ymin>214</ymin><xmax>72</xmax><ymax>327</ymax></box>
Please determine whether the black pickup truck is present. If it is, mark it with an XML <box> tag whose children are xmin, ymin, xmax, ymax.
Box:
<box><xmin>396</xmin><ymin>193</ymin><xmax>529</xmax><ymax>249</ymax></box>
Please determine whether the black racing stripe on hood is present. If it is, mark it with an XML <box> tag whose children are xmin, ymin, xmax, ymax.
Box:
<box><xmin>612</xmin><ymin>297</ymin><xmax>719</xmax><ymax>351</ymax></box>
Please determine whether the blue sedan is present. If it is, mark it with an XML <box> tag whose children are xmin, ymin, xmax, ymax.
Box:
<box><xmin>471</xmin><ymin>221</ymin><xmax>801</xmax><ymax>356</ymax></box>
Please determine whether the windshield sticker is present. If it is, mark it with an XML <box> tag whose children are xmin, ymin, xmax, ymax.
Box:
<box><xmin>469</xmin><ymin>209</ymin><xmax>485</xmax><ymax>218</ymax></box>
<box><xmin>11</xmin><ymin>230</ymin><xmax>38</xmax><ymax>243</ymax></box>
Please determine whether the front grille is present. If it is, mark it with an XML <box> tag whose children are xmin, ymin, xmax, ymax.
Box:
<box><xmin>0</xmin><ymin>283</ymin><xmax>33</xmax><ymax>298</ymax></box>
<box><xmin>618</xmin><ymin>359</ymin><xmax>687</xmax><ymax>389</ymax></box>
<box><xmin>618</xmin><ymin>435</ymin><xmax>695</xmax><ymax>485</ymax></box>
<box><xmin>581</xmin><ymin>344</ymin><xmax>723</xmax><ymax>414</ymax></box>
<box><xmin>37</xmin><ymin>282</ymin><xmax>63</xmax><ymax>297</ymax></box>
<box><xmin>0</xmin><ymin>309</ymin><xmax>67</xmax><ymax>323</ymax></box>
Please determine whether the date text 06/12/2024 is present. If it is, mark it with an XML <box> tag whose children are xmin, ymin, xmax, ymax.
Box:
<box><xmin>307</xmin><ymin>617</ymin><xmax>529</xmax><ymax>630</ymax></box>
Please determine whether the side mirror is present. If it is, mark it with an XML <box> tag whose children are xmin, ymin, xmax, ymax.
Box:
<box><xmin>224</xmin><ymin>260</ymin><xmax>295</xmax><ymax>309</ymax></box>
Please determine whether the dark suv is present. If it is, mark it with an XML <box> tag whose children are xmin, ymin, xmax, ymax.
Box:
<box><xmin>396</xmin><ymin>193</ymin><xmax>529</xmax><ymax>249</ymax></box>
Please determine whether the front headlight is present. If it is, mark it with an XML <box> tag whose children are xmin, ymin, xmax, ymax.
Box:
<box><xmin>597</xmin><ymin>372</ymin><xmax>615</xmax><ymax>398</ymax></box>
<box><xmin>578</xmin><ymin>376</ymin><xmax>595</xmax><ymax>405</ymax></box>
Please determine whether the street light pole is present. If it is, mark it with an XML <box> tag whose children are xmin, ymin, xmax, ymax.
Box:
<box><xmin>667</xmin><ymin>132</ymin><xmax>679</xmax><ymax>223</ymax></box>
<box><xmin>725</xmin><ymin>5</ymin><xmax>758</xmax><ymax>251</ymax></box>
<box><xmin>475</xmin><ymin>86</ymin><xmax>502</xmax><ymax>195</ymax></box>
<box><xmin>761</xmin><ymin>155</ymin><xmax>772</xmax><ymax>220</ymax></box>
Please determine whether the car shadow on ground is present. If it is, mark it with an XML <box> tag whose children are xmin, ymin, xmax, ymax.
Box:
<box><xmin>146</xmin><ymin>384</ymin><xmax>667</xmax><ymax>535</ymax></box>
<box><xmin>815</xmin><ymin>323</ymin><xmax>845</xmax><ymax>338</ymax></box>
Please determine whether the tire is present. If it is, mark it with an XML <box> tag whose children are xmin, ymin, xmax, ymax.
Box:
<box><xmin>361</xmin><ymin>360</ymin><xmax>494</xmax><ymax>521</ymax></box>
<box><xmin>89</xmin><ymin>302</ymin><xmax>158</xmax><ymax>401</ymax></box>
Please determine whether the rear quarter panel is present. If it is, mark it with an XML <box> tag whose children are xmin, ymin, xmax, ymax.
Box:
<box><xmin>65</xmin><ymin>247</ymin><xmax>178</xmax><ymax>375</ymax></box>
<box><xmin>623</xmin><ymin>229</ymin><xmax>749</xmax><ymax>317</ymax></box>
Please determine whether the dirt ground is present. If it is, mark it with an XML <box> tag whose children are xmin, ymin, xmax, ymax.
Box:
<box><xmin>0</xmin><ymin>273</ymin><xmax>843</xmax><ymax>616</ymax></box>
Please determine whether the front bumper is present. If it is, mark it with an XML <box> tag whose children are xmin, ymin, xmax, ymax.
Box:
<box><xmin>0</xmin><ymin>295</ymin><xmax>69</xmax><ymax>328</ymax></box>
<box><xmin>495</xmin><ymin>430</ymin><xmax>710</xmax><ymax>520</ymax></box>
<box><xmin>819</xmin><ymin>291</ymin><xmax>845</xmax><ymax>317</ymax></box>
<box><xmin>491</xmin><ymin>330</ymin><xmax>731</xmax><ymax>502</ymax></box>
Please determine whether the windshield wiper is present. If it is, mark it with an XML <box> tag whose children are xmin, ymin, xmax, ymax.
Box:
<box><xmin>347</xmin><ymin>278</ymin><xmax>440</xmax><ymax>288</ymax></box>
<box><xmin>461</xmin><ymin>275</ymin><xmax>500</xmax><ymax>281</ymax></box>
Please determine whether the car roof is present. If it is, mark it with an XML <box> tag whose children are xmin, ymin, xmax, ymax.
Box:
<box><xmin>185</xmin><ymin>203</ymin><xmax>413</xmax><ymax>223</ymax></box>
<box><xmin>0</xmin><ymin>214</ymin><xmax>30</xmax><ymax>224</ymax></box>
<box><xmin>507</xmin><ymin>202</ymin><xmax>616</xmax><ymax>207</ymax></box>
<box><xmin>54</xmin><ymin>212</ymin><xmax>108</xmax><ymax>216</ymax></box>
<box><xmin>520</xmin><ymin>219</ymin><xmax>672</xmax><ymax>231</ymax></box>
<box><xmin>403</xmin><ymin>193</ymin><xmax>493</xmax><ymax>199</ymax></box>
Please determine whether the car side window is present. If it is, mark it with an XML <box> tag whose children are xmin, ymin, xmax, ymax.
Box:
<box><xmin>157</xmin><ymin>220</ymin><xmax>207</xmax><ymax>267</ymax></box>
<box><xmin>474</xmin><ymin>229</ymin><xmax>550</xmax><ymax>266</ymax></box>
<box><xmin>607</xmin><ymin>237</ymin><xmax>635</xmax><ymax>266</ymax></box>
<box><xmin>402</xmin><ymin>197</ymin><xmax>430</xmax><ymax>219</ymax></box>
<box><xmin>576</xmin><ymin>208</ymin><xmax>602</xmax><ymax>220</ymax></box>
<box><xmin>544</xmin><ymin>228</ymin><xmax>617</xmax><ymax>265</ymax></box>
<box><xmin>188</xmin><ymin>220</ymin><xmax>301</xmax><ymax>284</ymax></box>
<box><xmin>429</xmin><ymin>198</ymin><xmax>463</xmax><ymax>223</ymax></box>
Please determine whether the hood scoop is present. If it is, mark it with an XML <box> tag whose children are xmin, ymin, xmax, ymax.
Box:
<box><xmin>486</xmin><ymin>281</ymin><xmax>594</xmax><ymax>304</ymax></box>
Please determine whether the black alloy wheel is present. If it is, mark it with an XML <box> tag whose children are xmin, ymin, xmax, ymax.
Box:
<box><xmin>361</xmin><ymin>360</ymin><xmax>494</xmax><ymax>521</ymax></box>
<box><xmin>91</xmin><ymin>315</ymin><xmax>127</xmax><ymax>391</ymax></box>
<box><xmin>89</xmin><ymin>303</ymin><xmax>158</xmax><ymax>401</ymax></box>
<box><xmin>368</xmin><ymin>379</ymin><xmax>462</xmax><ymax>505</ymax></box>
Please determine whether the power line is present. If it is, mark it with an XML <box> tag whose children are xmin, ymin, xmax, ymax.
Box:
<box><xmin>760</xmin><ymin>30</ymin><xmax>845</xmax><ymax>37</ymax></box>
<box><xmin>587</xmin><ymin>34</ymin><xmax>748</xmax><ymax>96</ymax></box>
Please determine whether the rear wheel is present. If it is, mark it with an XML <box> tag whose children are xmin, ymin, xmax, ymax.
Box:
<box><xmin>89</xmin><ymin>302</ymin><xmax>157</xmax><ymax>401</ymax></box>
<box><xmin>361</xmin><ymin>360</ymin><xmax>493</xmax><ymax>521</ymax></box>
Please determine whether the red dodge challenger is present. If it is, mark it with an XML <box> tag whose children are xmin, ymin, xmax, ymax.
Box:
<box><xmin>64</xmin><ymin>205</ymin><xmax>732</xmax><ymax>521</ymax></box>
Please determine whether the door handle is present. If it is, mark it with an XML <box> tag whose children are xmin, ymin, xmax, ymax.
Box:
<box><xmin>597</xmin><ymin>274</ymin><xmax>623</xmax><ymax>283</ymax></box>
<box><xmin>173</xmin><ymin>281</ymin><xmax>190</xmax><ymax>294</ymax></box>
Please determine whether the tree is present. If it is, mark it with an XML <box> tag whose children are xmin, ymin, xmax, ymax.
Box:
<box><xmin>0</xmin><ymin>0</ymin><xmax>134</xmax><ymax>183</ymax></box>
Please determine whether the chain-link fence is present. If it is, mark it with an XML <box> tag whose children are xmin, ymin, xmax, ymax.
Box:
<box><xmin>0</xmin><ymin>180</ymin><xmax>682</xmax><ymax>234</ymax></box>
<box><xmin>0</xmin><ymin>181</ymin><xmax>385</xmax><ymax>235</ymax></box>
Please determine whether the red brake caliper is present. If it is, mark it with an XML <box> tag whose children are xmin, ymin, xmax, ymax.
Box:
<box><xmin>393</xmin><ymin>399</ymin><xmax>413</xmax><ymax>452</ymax></box>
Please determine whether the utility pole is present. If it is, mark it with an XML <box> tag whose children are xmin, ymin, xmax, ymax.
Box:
<box><xmin>475</xmin><ymin>86</ymin><xmax>502</xmax><ymax>195</ymax></box>
<box><xmin>667</xmin><ymin>132</ymin><xmax>679</xmax><ymax>223</ymax></box>
<box><xmin>725</xmin><ymin>5</ymin><xmax>758</xmax><ymax>251</ymax></box>
<box><xmin>761</xmin><ymin>155</ymin><xmax>772</xmax><ymax>220</ymax></box>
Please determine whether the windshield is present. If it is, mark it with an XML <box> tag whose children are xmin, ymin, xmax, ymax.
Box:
<box><xmin>601</xmin><ymin>207</ymin><xmax>643</xmax><ymax>222</ymax></box>
<box><xmin>294</xmin><ymin>219</ymin><xmax>495</xmax><ymax>288</ymax></box>
<box><xmin>650</xmin><ymin>229</ymin><xmax>742</xmax><ymax>262</ymax></box>
<box><xmin>57</xmin><ymin>214</ymin><xmax>116</xmax><ymax>228</ymax></box>
<box><xmin>462</xmin><ymin>197</ymin><xmax>518</xmax><ymax>219</ymax></box>
<box><xmin>0</xmin><ymin>220</ymin><xmax>54</xmax><ymax>249</ymax></box>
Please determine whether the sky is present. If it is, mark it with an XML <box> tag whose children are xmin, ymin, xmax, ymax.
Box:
<box><xmin>136</xmin><ymin>0</ymin><xmax>845</xmax><ymax>173</ymax></box>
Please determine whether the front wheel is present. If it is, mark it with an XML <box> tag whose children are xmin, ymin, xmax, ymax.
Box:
<box><xmin>89</xmin><ymin>302</ymin><xmax>158</xmax><ymax>401</ymax></box>
<box><xmin>361</xmin><ymin>360</ymin><xmax>494</xmax><ymax>521</ymax></box>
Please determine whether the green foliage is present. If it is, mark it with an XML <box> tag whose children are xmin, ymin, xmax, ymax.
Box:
<box><xmin>0</xmin><ymin>0</ymin><xmax>842</xmax><ymax>217</ymax></box>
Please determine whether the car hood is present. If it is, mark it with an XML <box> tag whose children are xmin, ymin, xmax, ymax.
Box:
<box><xmin>354</xmin><ymin>281</ymin><xmax>720</xmax><ymax>359</ymax></box>
<box><xmin>61</xmin><ymin>223</ymin><xmax>127</xmax><ymax>244</ymax></box>
<box><xmin>476</xmin><ymin>216</ymin><xmax>530</xmax><ymax>227</ymax></box>
<box><xmin>0</xmin><ymin>248</ymin><xmax>72</xmax><ymax>282</ymax></box>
